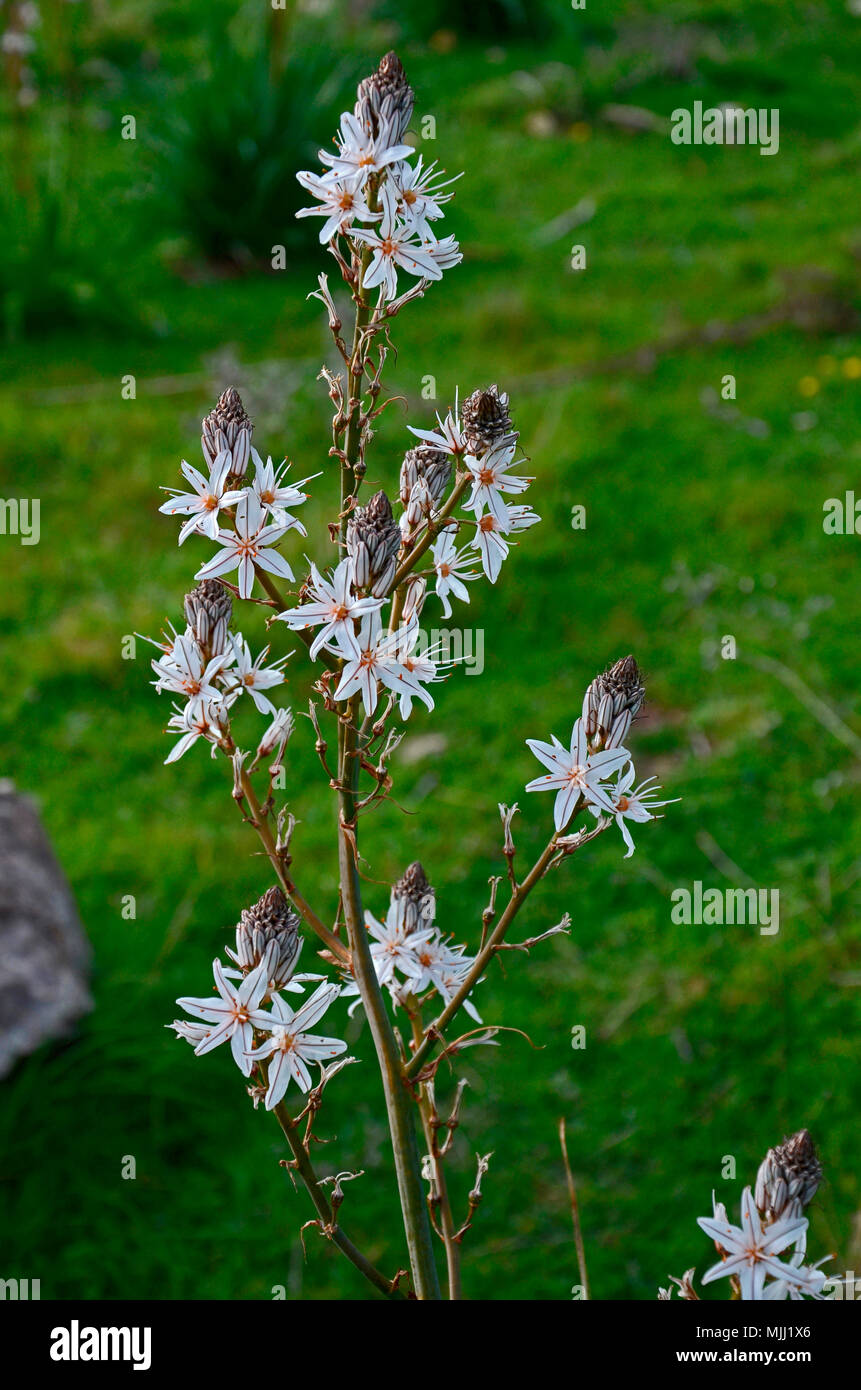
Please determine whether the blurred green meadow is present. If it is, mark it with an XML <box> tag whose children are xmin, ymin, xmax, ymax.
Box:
<box><xmin>1</xmin><ymin>0</ymin><xmax>860</xmax><ymax>1300</ymax></box>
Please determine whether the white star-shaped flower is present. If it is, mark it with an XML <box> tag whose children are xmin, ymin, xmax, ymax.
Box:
<box><xmin>250</xmin><ymin>450</ymin><xmax>315</xmax><ymax>531</ymax></box>
<box><xmin>588</xmin><ymin>765</ymin><xmax>679</xmax><ymax>858</ymax></box>
<box><xmin>469</xmin><ymin>502</ymin><xmax>540</xmax><ymax>583</ymax></box>
<box><xmin>698</xmin><ymin>1188</ymin><xmax>827</xmax><ymax>1301</ymax></box>
<box><xmin>432</xmin><ymin>957</ymin><xmax>484</xmax><ymax>1023</ymax></box>
<box><xmin>349</xmin><ymin>183</ymin><xmax>443</xmax><ymax>302</ymax></box>
<box><xmin>381</xmin><ymin>621</ymin><xmax>445</xmax><ymax>720</ymax></box>
<box><xmin>176</xmin><ymin>955</ymin><xmax>276</xmax><ymax>1077</ymax></box>
<box><xmin>417</xmin><ymin>225</ymin><xmax>462</xmax><ymax>274</ymax></box>
<box><xmin>158</xmin><ymin>449</ymin><xmax>245</xmax><ymax>544</ymax></box>
<box><xmin>248</xmin><ymin>982</ymin><xmax>347</xmax><ymax>1108</ymax></box>
<box><xmin>525</xmin><ymin>718</ymin><xmax>630</xmax><ymax>830</ymax></box>
<box><xmin>224</xmin><ymin>636</ymin><xmax>290</xmax><ymax>716</ymax></box>
<box><xmin>296</xmin><ymin>168</ymin><xmax>380</xmax><ymax>243</ymax></box>
<box><xmin>408</xmin><ymin>393</ymin><xmax>467</xmax><ymax>459</ymax></box>
<box><xmin>318</xmin><ymin>111</ymin><xmax>412</xmax><ymax>181</ymax></box>
<box><xmin>366</xmin><ymin>901</ymin><xmax>435</xmax><ymax>986</ymax></box>
<box><xmin>274</xmin><ymin>558</ymin><xmax>382</xmax><ymax>659</ymax></box>
<box><xmin>163</xmin><ymin>697</ymin><xmax>227</xmax><ymax>764</ymax></box>
<box><xmin>195</xmin><ymin>491</ymin><xmax>296</xmax><ymax>600</ymax></box>
<box><xmin>390</xmin><ymin>155</ymin><xmax>460</xmax><ymax>235</ymax></box>
<box><xmin>334</xmin><ymin>612</ymin><xmax>436</xmax><ymax>717</ymax></box>
<box><xmin>405</xmin><ymin>934</ymin><xmax>483</xmax><ymax>1022</ymax></box>
<box><xmin>152</xmin><ymin>633</ymin><xmax>228</xmax><ymax>702</ymax></box>
<box><xmin>431</xmin><ymin>524</ymin><xmax>478</xmax><ymax>618</ymax></box>
<box><xmin>464</xmin><ymin>438</ymin><xmax>533</xmax><ymax>525</ymax></box>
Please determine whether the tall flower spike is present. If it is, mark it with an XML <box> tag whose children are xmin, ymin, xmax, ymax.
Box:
<box><xmin>229</xmin><ymin>886</ymin><xmax>302</xmax><ymax>993</ymax></box>
<box><xmin>755</xmin><ymin>1130</ymin><xmax>823</xmax><ymax>1224</ymax></box>
<box><xmin>461</xmin><ymin>384</ymin><xmax>514</xmax><ymax>457</ymax></box>
<box><xmin>202</xmin><ymin>386</ymin><xmax>253</xmax><ymax>484</ymax></box>
<box><xmin>354</xmin><ymin>50</ymin><xmax>415</xmax><ymax>144</ymax></box>
<box><xmin>582</xmin><ymin>655</ymin><xmax>645</xmax><ymax>751</ymax></box>
<box><xmin>392</xmin><ymin>861</ymin><xmax>436</xmax><ymax>932</ymax></box>
<box><xmin>184</xmin><ymin>579</ymin><xmax>232</xmax><ymax>662</ymax></box>
<box><xmin>346</xmin><ymin>490</ymin><xmax>402</xmax><ymax>596</ymax></box>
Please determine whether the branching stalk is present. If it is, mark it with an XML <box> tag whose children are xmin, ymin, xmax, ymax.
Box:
<box><xmin>406</xmin><ymin>832</ymin><xmax>564</xmax><ymax>1079</ymax></box>
<box><xmin>410</xmin><ymin>1011</ymin><xmax>462</xmax><ymax>1299</ymax></box>
<box><xmin>271</xmin><ymin>1092</ymin><xmax>404</xmax><ymax>1300</ymax></box>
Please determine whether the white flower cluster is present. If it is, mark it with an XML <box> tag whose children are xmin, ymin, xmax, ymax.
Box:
<box><xmin>159</xmin><ymin>445</ymin><xmax>314</xmax><ymax>601</ymax></box>
<box><xmin>154</xmin><ymin>377</ymin><xmax>542</xmax><ymax>736</ymax></box>
<box><xmin>344</xmin><ymin>871</ymin><xmax>483</xmax><ymax>1024</ymax></box>
<box><xmin>412</xmin><ymin>395</ymin><xmax>540</xmax><ymax>591</ymax></box>
<box><xmin>147</xmin><ymin>617</ymin><xmax>291</xmax><ymax>765</ymax></box>
<box><xmin>270</xmin><ymin>383</ymin><xmax>540</xmax><ymax>717</ymax></box>
<box><xmin>170</xmin><ymin>941</ymin><xmax>348</xmax><ymax>1112</ymax></box>
<box><xmin>694</xmin><ymin>1187</ymin><xmax>830</xmax><ymax>1300</ymax></box>
<box><xmin>149</xmin><ymin>393</ymin><xmax>310</xmax><ymax>760</ymax></box>
<box><xmin>296</xmin><ymin>56</ymin><xmax>462</xmax><ymax>303</ymax></box>
<box><xmin>525</xmin><ymin>716</ymin><xmax>676</xmax><ymax>855</ymax></box>
<box><xmin>276</xmin><ymin>556</ymin><xmax>444</xmax><ymax>719</ymax></box>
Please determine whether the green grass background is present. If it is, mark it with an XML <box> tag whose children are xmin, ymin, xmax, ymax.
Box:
<box><xmin>0</xmin><ymin>0</ymin><xmax>859</xmax><ymax>1299</ymax></box>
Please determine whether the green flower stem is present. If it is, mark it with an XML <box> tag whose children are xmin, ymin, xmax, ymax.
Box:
<box><xmin>330</xmin><ymin>222</ymin><xmax>440</xmax><ymax>1296</ymax></box>
<box><xmin>236</xmin><ymin>765</ymin><xmax>349</xmax><ymax>968</ymax></box>
<box><xmin>271</xmin><ymin>1092</ymin><xmax>404</xmax><ymax>1300</ymax></box>
<box><xmin>388</xmin><ymin>472</ymin><xmax>470</xmax><ymax>593</ymax></box>
<box><xmin>410</xmin><ymin>1010</ymin><xmax>462</xmax><ymax>1300</ymax></box>
<box><xmin>337</xmin><ymin>708</ymin><xmax>442</xmax><ymax>1299</ymax></box>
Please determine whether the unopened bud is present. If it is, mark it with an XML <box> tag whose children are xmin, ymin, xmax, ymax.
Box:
<box><xmin>346</xmin><ymin>490</ymin><xmax>401</xmax><ymax>596</ymax></box>
<box><xmin>355</xmin><ymin>50</ymin><xmax>414</xmax><ymax>144</ymax></box>
<box><xmin>229</xmin><ymin>886</ymin><xmax>301</xmax><ymax>991</ymax></box>
<box><xmin>202</xmin><ymin>386</ymin><xmax>252</xmax><ymax>484</ymax></box>
<box><xmin>184</xmin><ymin>579</ymin><xmax>232</xmax><ymax>660</ymax></box>
<box><xmin>392</xmin><ymin>860</ymin><xmax>435</xmax><ymax>932</ymax></box>
<box><xmin>582</xmin><ymin>655</ymin><xmax>644</xmax><ymax>750</ymax></box>
<box><xmin>400</xmin><ymin>474</ymin><xmax>432</xmax><ymax>536</ymax></box>
<box><xmin>399</xmin><ymin>445</ymin><xmax>451</xmax><ymax>511</ymax></box>
<box><xmin>401</xmin><ymin>576</ymin><xmax>426</xmax><ymax>624</ymax></box>
<box><xmin>461</xmin><ymin>384</ymin><xmax>513</xmax><ymax>457</ymax></box>
<box><xmin>755</xmin><ymin>1129</ymin><xmax>823</xmax><ymax>1224</ymax></box>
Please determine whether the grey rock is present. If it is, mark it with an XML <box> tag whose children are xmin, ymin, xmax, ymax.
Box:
<box><xmin>0</xmin><ymin>782</ymin><xmax>92</xmax><ymax>1078</ymax></box>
